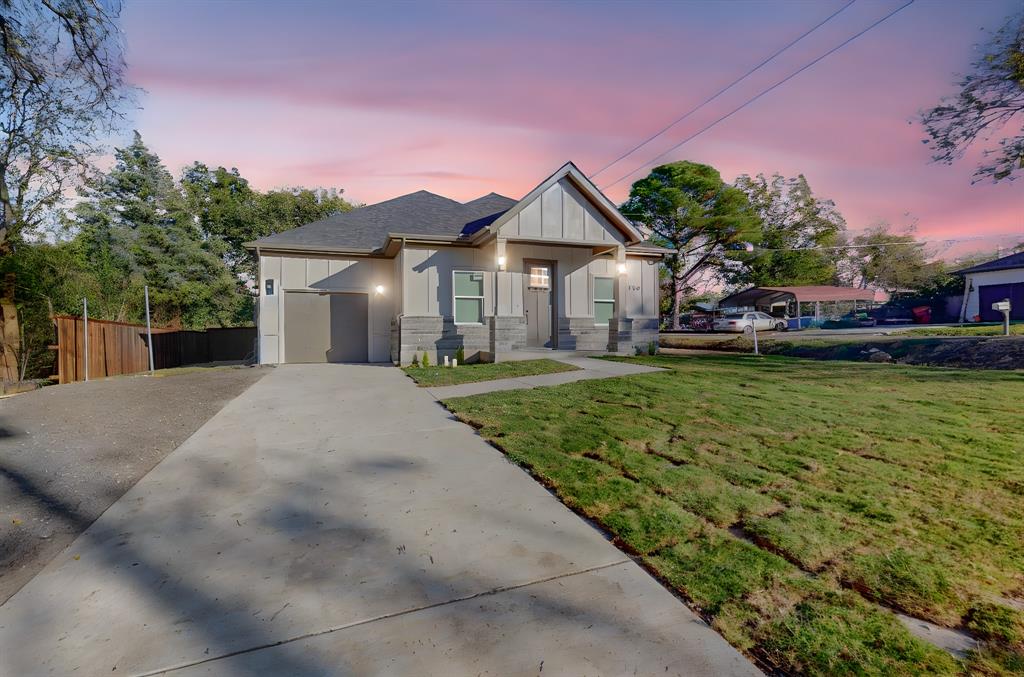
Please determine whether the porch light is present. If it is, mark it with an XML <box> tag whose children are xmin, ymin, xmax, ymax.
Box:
<box><xmin>375</xmin><ymin>284</ymin><xmax>385</xmax><ymax>295</ymax></box>
<box><xmin>617</xmin><ymin>263</ymin><xmax>627</xmax><ymax>275</ymax></box>
<box><xmin>497</xmin><ymin>255</ymin><xmax>507</xmax><ymax>270</ymax></box>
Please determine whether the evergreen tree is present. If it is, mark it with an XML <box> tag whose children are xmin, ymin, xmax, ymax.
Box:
<box><xmin>620</xmin><ymin>161</ymin><xmax>761</xmax><ymax>329</ymax></box>
<box><xmin>72</xmin><ymin>132</ymin><xmax>248</xmax><ymax>328</ymax></box>
<box><xmin>728</xmin><ymin>174</ymin><xmax>846</xmax><ymax>287</ymax></box>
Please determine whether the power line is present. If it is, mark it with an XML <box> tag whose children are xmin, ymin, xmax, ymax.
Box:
<box><xmin>589</xmin><ymin>0</ymin><xmax>857</xmax><ymax>180</ymax></box>
<box><xmin>600</xmin><ymin>0</ymin><xmax>915</xmax><ymax>192</ymax></box>
<box><xmin>750</xmin><ymin>232</ymin><xmax>1022</xmax><ymax>253</ymax></box>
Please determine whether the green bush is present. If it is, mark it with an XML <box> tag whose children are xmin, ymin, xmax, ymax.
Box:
<box><xmin>965</xmin><ymin>602</ymin><xmax>1023</xmax><ymax>644</ymax></box>
<box><xmin>410</xmin><ymin>353</ymin><xmax>419</xmax><ymax>367</ymax></box>
<box><xmin>455</xmin><ymin>346</ymin><xmax>465</xmax><ymax>364</ymax></box>
<box><xmin>648</xmin><ymin>341</ymin><xmax>657</xmax><ymax>356</ymax></box>
<box><xmin>421</xmin><ymin>352</ymin><xmax>430</xmax><ymax>368</ymax></box>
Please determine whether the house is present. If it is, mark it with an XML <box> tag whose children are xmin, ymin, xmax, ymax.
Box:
<box><xmin>956</xmin><ymin>251</ymin><xmax>1024</xmax><ymax>322</ymax></box>
<box><xmin>246</xmin><ymin>162</ymin><xmax>667</xmax><ymax>365</ymax></box>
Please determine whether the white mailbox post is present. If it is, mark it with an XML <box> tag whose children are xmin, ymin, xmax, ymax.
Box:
<box><xmin>992</xmin><ymin>299</ymin><xmax>1012</xmax><ymax>336</ymax></box>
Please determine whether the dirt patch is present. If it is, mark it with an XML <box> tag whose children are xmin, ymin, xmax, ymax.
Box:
<box><xmin>661</xmin><ymin>334</ymin><xmax>1024</xmax><ymax>370</ymax></box>
<box><xmin>0</xmin><ymin>366</ymin><xmax>268</xmax><ymax>603</ymax></box>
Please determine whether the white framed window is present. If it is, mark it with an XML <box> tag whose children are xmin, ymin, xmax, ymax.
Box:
<box><xmin>594</xmin><ymin>277</ymin><xmax>615</xmax><ymax>326</ymax></box>
<box><xmin>453</xmin><ymin>270</ymin><xmax>485</xmax><ymax>324</ymax></box>
<box><xmin>528</xmin><ymin>265</ymin><xmax>550</xmax><ymax>290</ymax></box>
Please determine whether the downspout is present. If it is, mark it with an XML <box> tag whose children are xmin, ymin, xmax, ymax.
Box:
<box><xmin>255</xmin><ymin>245</ymin><xmax>262</xmax><ymax>364</ymax></box>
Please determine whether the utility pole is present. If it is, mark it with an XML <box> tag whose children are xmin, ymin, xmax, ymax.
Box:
<box><xmin>82</xmin><ymin>298</ymin><xmax>89</xmax><ymax>382</ymax></box>
<box><xmin>144</xmin><ymin>286</ymin><xmax>155</xmax><ymax>373</ymax></box>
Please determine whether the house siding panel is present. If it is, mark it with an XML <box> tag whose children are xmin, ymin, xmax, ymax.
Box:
<box><xmin>258</xmin><ymin>253</ymin><xmax>395</xmax><ymax>364</ymax></box>
<box><xmin>541</xmin><ymin>183</ymin><xmax>563</xmax><ymax>239</ymax></box>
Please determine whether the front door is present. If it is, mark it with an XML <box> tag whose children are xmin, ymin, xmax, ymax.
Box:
<box><xmin>524</xmin><ymin>261</ymin><xmax>554</xmax><ymax>348</ymax></box>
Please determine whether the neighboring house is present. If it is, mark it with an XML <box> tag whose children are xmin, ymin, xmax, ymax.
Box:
<box><xmin>956</xmin><ymin>251</ymin><xmax>1024</xmax><ymax>322</ymax></box>
<box><xmin>246</xmin><ymin>162</ymin><xmax>667</xmax><ymax>365</ymax></box>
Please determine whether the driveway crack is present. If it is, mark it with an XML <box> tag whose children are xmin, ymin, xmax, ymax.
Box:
<box><xmin>132</xmin><ymin>559</ymin><xmax>631</xmax><ymax>677</ymax></box>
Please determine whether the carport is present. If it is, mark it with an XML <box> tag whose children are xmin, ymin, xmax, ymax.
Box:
<box><xmin>718</xmin><ymin>286</ymin><xmax>878</xmax><ymax>329</ymax></box>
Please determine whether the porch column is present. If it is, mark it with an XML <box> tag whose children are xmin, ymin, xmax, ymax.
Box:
<box><xmin>610</xmin><ymin>246</ymin><xmax>632</xmax><ymax>353</ymax></box>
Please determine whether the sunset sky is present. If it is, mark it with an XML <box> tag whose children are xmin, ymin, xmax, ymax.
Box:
<box><xmin>123</xmin><ymin>0</ymin><xmax>1022</xmax><ymax>258</ymax></box>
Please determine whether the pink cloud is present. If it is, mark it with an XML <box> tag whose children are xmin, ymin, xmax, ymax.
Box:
<box><xmin>122</xmin><ymin>0</ymin><xmax>1024</xmax><ymax>250</ymax></box>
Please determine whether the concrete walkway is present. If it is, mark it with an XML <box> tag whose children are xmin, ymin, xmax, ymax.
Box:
<box><xmin>0</xmin><ymin>364</ymin><xmax>758</xmax><ymax>676</ymax></box>
<box><xmin>425</xmin><ymin>354</ymin><xmax>665</xmax><ymax>399</ymax></box>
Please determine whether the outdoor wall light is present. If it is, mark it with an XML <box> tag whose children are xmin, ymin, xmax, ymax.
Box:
<box><xmin>375</xmin><ymin>284</ymin><xmax>385</xmax><ymax>295</ymax></box>
<box><xmin>617</xmin><ymin>263</ymin><xmax>628</xmax><ymax>275</ymax></box>
<box><xmin>497</xmin><ymin>255</ymin><xmax>507</xmax><ymax>270</ymax></box>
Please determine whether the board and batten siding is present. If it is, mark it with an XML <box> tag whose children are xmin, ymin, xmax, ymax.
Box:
<box><xmin>258</xmin><ymin>254</ymin><xmax>396</xmax><ymax>363</ymax></box>
<box><xmin>498</xmin><ymin>178</ymin><xmax>626</xmax><ymax>245</ymax></box>
<box><xmin>401</xmin><ymin>244</ymin><xmax>497</xmax><ymax>318</ymax></box>
<box><xmin>497</xmin><ymin>244</ymin><xmax>659</xmax><ymax>321</ymax></box>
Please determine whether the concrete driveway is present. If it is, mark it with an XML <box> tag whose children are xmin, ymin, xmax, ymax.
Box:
<box><xmin>0</xmin><ymin>364</ymin><xmax>758</xmax><ymax>676</ymax></box>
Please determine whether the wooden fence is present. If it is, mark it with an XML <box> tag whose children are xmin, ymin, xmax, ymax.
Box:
<box><xmin>53</xmin><ymin>315</ymin><xmax>256</xmax><ymax>384</ymax></box>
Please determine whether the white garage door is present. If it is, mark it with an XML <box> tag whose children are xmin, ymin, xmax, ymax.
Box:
<box><xmin>283</xmin><ymin>292</ymin><xmax>368</xmax><ymax>363</ymax></box>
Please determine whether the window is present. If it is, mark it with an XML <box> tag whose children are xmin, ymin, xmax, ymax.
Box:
<box><xmin>453</xmin><ymin>271</ymin><xmax>484</xmax><ymax>324</ymax></box>
<box><xmin>528</xmin><ymin>265</ymin><xmax>550</xmax><ymax>290</ymax></box>
<box><xmin>594</xmin><ymin>277</ymin><xmax>615</xmax><ymax>326</ymax></box>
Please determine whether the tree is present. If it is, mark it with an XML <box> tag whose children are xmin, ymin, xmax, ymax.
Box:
<box><xmin>182</xmin><ymin>163</ymin><xmax>352</xmax><ymax>288</ymax></box>
<box><xmin>841</xmin><ymin>223</ymin><xmax>942</xmax><ymax>296</ymax></box>
<box><xmin>71</xmin><ymin>132</ymin><xmax>248</xmax><ymax>328</ymax></box>
<box><xmin>0</xmin><ymin>0</ymin><xmax>132</xmax><ymax>380</ymax></box>
<box><xmin>620</xmin><ymin>161</ymin><xmax>761</xmax><ymax>329</ymax></box>
<box><xmin>1</xmin><ymin>0</ymin><xmax>132</xmax><ymax>248</ymax></box>
<box><xmin>921</xmin><ymin>10</ymin><xmax>1024</xmax><ymax>182</ymax></box>
<box><xmin>729</xmin><ymin>173</ymin><xmax>846</xmax><ymax>287</ymax></box>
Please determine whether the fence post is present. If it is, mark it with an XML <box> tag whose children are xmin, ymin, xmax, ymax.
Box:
<box><xmin>83</xmin><ymin>298</ymin><xmax>89</xmax><ymax>382</ymax></box>
<box><xmin>144</xmin><ymin>285</ymin><xmax>155</xmax><ymax>373</ymax></box>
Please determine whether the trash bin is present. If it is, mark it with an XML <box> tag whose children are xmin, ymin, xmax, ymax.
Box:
<box><xmin>911</xmin><ymin>306</ymin><xmax>931</xmax><ymax>324</ymax></box>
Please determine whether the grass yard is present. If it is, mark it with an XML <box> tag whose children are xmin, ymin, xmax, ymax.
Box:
<box><xmin>402</xmin><ymin>358</ymin><xmax>579</xmax><ymax>387</ymax></box>
<box><xmin>444</xmin><ymin>354</ymin><xmax>1024</xmax><ymax>675</ymax></box>
<box><xmin>905</xmin><ymin>323</ymin><xmax>1024</xmax><ymax>337</ymax></box>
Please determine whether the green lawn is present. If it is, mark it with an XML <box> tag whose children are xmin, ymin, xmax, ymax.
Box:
<box><xmin>444</xmin><ymin>354</ymin><xmax>1024</xmax><ymax>675</ymax></box>
<box><xmin>905</xmin><ymin>323</ymin><xmax>1024</xmax><ymax>337</ymax></box>
<box><xmin>402</xmin><ymin>358</ymin><xmax>579</xmax><ymax>387</ymax></box>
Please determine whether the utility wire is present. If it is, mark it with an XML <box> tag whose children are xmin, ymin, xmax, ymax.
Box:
<box><xmin>749</xmin><ymin>232</ymin><xmax>1022</xmax><ymax>252</ymax></box>
<box><xmin>600</xmin><ymin>0</ymin><xmax>915</xmax><ymax>192</ymax></box>
<box><xmin>589</xmin><ymin>0</ymin><xmax>857</xmax><ymax>180</ymax></box>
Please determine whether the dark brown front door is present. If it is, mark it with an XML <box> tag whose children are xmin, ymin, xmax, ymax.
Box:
<box><xmin>524</xmin><ymin>261</ymin><xmax>555</xmax><ymax>348</ymax></box>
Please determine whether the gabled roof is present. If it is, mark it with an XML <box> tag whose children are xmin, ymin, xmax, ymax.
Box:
<box><xmin>482</xmin><ymin>161</ymin><xmax>644</xmax><ymax>244</ymax></box>
<box><xmin>247</xmin><ymin>161</ymin><xmax>656</xmax><ymax>255</ymax></box>
<box><xmin>955</xmin><ymin>251</ymin><xmax>1024</xmax><ymax>275</ymax></box>
<box><xmin>251</xmin><ymin>190</ymin><xmax>516</xmax><ymax>252</ymax></box>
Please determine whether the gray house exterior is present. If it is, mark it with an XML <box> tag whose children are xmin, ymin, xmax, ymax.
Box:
<box><xmin>247</xmin><ymin>162</ymin><xmax>666</xmax><ymax>365</ymax></box>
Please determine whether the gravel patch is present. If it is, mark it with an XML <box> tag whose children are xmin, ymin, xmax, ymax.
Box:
<box><xmin>0</xmin><ymin>366</ymin><xmax>268</xmax><ymax>604</ymax></box>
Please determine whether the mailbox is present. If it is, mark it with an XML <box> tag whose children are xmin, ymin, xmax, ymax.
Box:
<box><xmin>265</xmin><ymin>279</ymin><xmax>275</xmax><ymax>296</ymax></box>
<box><xmin>992</xmin><ymin>299</ymin><xmax>1011</xmax><ymax>313</ymax></box>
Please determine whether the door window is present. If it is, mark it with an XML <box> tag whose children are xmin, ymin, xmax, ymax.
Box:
<box><xmin>453</xmin><ymin>271</ymin><xmax>484</xmax><ymax>324</ymax></box>
<box><xmin>528</xmin><ymin>265</ymin><xmax>550</xmax><ymax>290</ymax></box>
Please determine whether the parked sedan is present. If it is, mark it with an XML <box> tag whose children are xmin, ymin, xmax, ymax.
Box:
<box><xmin>712</xmin><ymin>312</ymin><xmax>787</xmax><ymax>333</ymax></box>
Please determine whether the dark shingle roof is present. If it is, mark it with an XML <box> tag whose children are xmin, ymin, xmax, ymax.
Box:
<box><xmin>955</xmin><ymin>251</ymin><xmax>1024</xmax><ymax>275</ymax></box>
<box><xmin>252</xmin><ymin>190</ymin><xmax>517</xmax><ymax>252</ymax></box>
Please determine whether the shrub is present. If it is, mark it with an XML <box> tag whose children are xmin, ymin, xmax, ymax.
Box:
<box><xmin>410</xmin><ymin>353</ymin><xmax>419</xmax><ymax>367</ymax></box>
<box><xmin>421</xmin><ymin>352</ymin><xmax>430</xmax><ymax>368</ymax></box>
<box><xmin>455</xmin><ymin>346</ymin><xmax>465</xmax><ymax>364</ymax></box>
<box><xmin>648</xmin><ymin>340</ymin><xmax>657</xmax><ymax>356</ymax></box>
<box><xmin>965</xmin><ymin>602</ymin><xmax>1023</xmax><ymax>645</ymax></box>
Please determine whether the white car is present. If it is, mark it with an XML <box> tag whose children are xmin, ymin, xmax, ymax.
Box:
<box><xmin>712</xmin><ymin>312</ymin><xmax>787</xmax><ymax>333</ymax></box>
